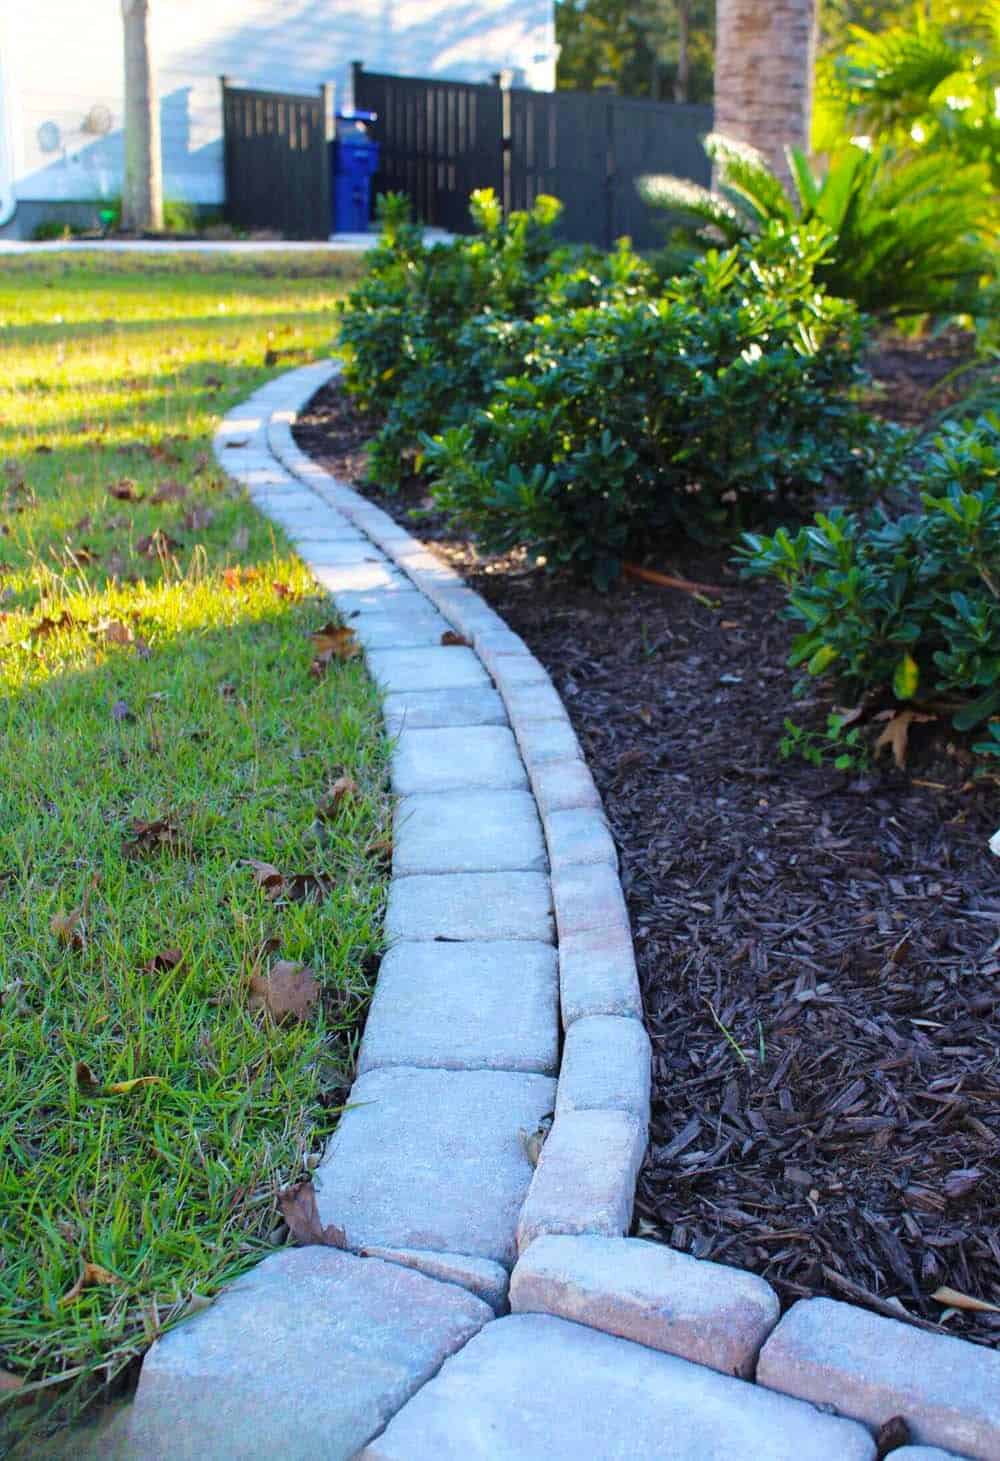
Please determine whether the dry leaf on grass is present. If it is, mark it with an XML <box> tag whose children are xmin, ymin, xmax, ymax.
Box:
<box><xmin>59</xmin><ymin>1261</ymin><xmax>121</xmax><ymax>1307</ymax></box>
<box><xmin>931</xmin><ymin>1285</ymin><xmax>1000</xmax><ymax>1314</ymax></box>
<box><xmin>150</xmin><ymin>480</ymin><xmax>187</xmax><ymax>505</ymax></box>
<box><xmin>278</xmin><ymin>1180</ymin><xmax>347</xmax><ymax>1248</ymax></box>
<box><xmin>98</xmin><ymin>619</ymin><xmax>133</xmax><ymax>646</ymax></box>
<box><xmin>50</xmin><ymin>907</ymin><xmax>84</xmax><ymax>949</ymax></box>
<box><xmin>183</xmin><ymin>507</ymin><xmax>214</xmax><ymax>533</ymax></box>
<box><xmin>308</xmin><ymin>622</ymin><xmax>360</xmax><ymax>677</ymax></box>
<box><xmin>143</xmin><ymin>948</ymin><xmax>182</xmax><ymax>975</ymax></box>
<box><xmin>108</xmin><ymin>479</ymin><xmax>144</xmax><ymax>502</ymax></box>
<box><xmin>317</xmin><ymin>777</ymin><xmax>358</xmax><ymax>820</ymax></box>
<box><xmin>440</xmin><ymin>630</ymin><xmax>471</xmax><ymax>647</ymax></box>
<box><xmin>76</xmin><ymin>1061</ymin><xmax>163</xmax><ymax>1098</ymax></box>
<box><xmin>249</xmin><ymin>961</ymin><xmax>319</xmax><ymax>1023</ymax></box>
<box><xmin>124</xmin><ymin>817</ymin><xmax>181</xmax><ymax>856</ymax></box>
<box><xmin>136</xmin><ymin>531</ymin><xmax>182</xmax><ymax>559</ymax></box>
<box><xmin>873</xmin><ymin>709</ymin><xmax>936</xmax><ymax>769</ymax></box>
<box><xmin>246</xmin><ymin>858</ymin><xmax>285</xmax><ymax>899</ymax></box>
<box><xmin>30</xmin><ymin>610</ymin><xmax>77</xmax><ymax>640</ymax></box>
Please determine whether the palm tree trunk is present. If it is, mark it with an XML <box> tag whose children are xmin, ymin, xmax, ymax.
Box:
<box><xmin>121</xmin><ymin>0</ymin><xmax>163</xmax><ymax>231</ymax></box>
<box><xmin>714</xmin><ymin>0</ymin><xmax>817</xmax><ymax>186</ymax></box>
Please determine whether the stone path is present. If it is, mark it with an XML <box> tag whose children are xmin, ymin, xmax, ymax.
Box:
<box><xmin>105</xmin><ymin>362</ymin><xmax>1000</xmax><ymax>1461</ymax></box>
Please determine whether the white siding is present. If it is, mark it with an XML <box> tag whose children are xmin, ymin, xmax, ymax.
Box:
<box><xmin>7</xmin><ymin>0</ymin><xmax>556</xmax><ymax>205</ymax></box>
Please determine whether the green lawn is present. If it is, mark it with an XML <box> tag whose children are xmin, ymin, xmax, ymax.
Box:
<box><xmin>0</xmin><ymin>252</ymin><xmax>389</xmax><ymax>1443</ymax></box>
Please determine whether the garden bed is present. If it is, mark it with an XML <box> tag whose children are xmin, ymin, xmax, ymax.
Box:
<box><xmin>296</xmin><ymin>379</ymin><xmax>1000</xmax><ymax>1347</ymax></box>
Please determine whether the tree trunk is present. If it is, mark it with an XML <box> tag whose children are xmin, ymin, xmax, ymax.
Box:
<box><xmin>713</xmin><ymin>0</ymin><xmax>816</xmax><ymax>186</ymax></box>
<box><xmin>674</xmin><ymin>0</ymin><xmax>690</xmax><ymax>104</ymax></box>
<box><xmin>120</xmin><ymin>0</ymin><xmax>163</xmax><ymax>232</ymax></box>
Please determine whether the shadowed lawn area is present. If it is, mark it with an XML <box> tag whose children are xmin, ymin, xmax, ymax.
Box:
<box><xmin>0</xmin><ymin>252</ymin><xmax>389</xmax><ymax>1444</ymax></box>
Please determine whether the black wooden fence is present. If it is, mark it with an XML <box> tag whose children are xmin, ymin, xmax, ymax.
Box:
<box><xmin>220</xmin><ymin>78</ymin><xmax>333</xmax><ymax>240</ymax></box>
<box><xmin>354</xmin><ymin>62</ymin><xmax>712</xmax><ymax>250</ymax></box>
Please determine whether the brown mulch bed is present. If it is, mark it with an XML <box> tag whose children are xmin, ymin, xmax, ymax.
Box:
<box><xmin>294</xmin><ymin>374</ymin><xmax>1000</xmax><ymax>1348</ymax></box>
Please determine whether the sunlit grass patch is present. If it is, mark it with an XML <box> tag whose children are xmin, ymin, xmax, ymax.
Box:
<box><xmin>0</xmin><ymin>252</ymin><xmax>387</xmax><ymax>1443</ymax></box>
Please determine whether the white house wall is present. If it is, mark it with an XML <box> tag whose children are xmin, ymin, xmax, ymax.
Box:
<box><xmin>5</xmin><ymin>0</ymin><xmax>557</xmax><ymax>209</ymax></box>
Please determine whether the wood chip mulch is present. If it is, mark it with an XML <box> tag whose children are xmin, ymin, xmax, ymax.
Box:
<box><xmin>294</xmin><ymin>371</ymin><xmax>1000</xmax><ymax>1348</ymax></box>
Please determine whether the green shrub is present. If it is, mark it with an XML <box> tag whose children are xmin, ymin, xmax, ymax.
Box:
<box><xmin>423</xmin><ymin>226</ymin><xmax>890</xmax><ymax>586</ymax></box>
<box><xmin>337</xmin><ymin>189</ymin><xmax>657</xmax><ymax>483</ymax></box>
<box><xmin>739</xmin><ymin>412</ymin><xmax>1000</xmax><ymax>729</ymax></box>
<box><xmin>639</xmin><ymin>132</ymin><xmax>996</xmax><ymax>318</ymax></box>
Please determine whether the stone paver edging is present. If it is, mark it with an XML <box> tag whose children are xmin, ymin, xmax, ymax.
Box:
<box><xmin>116</xmin><ymin>361</ymin><xmax>998</xmax><ymax>1460</ymax></box>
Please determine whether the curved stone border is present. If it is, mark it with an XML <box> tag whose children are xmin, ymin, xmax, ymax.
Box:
<box><xmin>117</xmin><ymin>361</ymin><xmax>998</xmax><ymax>1461</ymax></box>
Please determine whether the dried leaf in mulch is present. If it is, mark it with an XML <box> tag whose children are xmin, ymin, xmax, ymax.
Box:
<box><xmin>59</xmin><ymin>1261</ymin><xmax>121</xmax><ymax>1307</ymax></box>
<box><xmin>249</xmin><ymin>961</ymin><xmax>319</xmax><ymax>1024</ymax></box>
<box><xmin>874</xmin><ymin>708</ymin><xmax>937</xmax><ymax>769</ymax></box>
<box><xmin>317</xmin><ymin>777</ymin><xmax>358</xmax><ymax>820</ymax></box>
<box><xmin>124</xmin><ymin>817</ymin><xmax>182</xmax><ymax>856</ymax></box>
<box><xmin>278</xmin><ymin>1179</ymin><xmax>347</xmax><ymax>1248</ymax></box>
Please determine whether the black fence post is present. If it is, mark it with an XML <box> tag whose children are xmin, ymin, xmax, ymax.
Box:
<box><xmin>320</xmin><ymin>82</ymin><xmax>335</xmax><ymax>237</ymax></box>
<box><xmin>351</xmin><ymin>60</ymin><xmax>364</xmax><ymax>111</ymax></box>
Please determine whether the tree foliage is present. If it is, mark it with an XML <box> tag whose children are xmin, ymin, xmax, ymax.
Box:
<box><xmin>556</xmin><ymin>0</ymin><xmax>715</xmax><ymax>102</ymax></box>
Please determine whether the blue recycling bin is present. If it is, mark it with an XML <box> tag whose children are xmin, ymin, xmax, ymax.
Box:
<box><xmin>333</xmin><ymin>111</ymin><xmax>379</xmax><ymax>233</ymax></box>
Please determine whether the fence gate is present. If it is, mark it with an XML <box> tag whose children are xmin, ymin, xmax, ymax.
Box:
<box><xmin>507</xmin><ymin>89</ymin><xmax>712</xmax><ymax>250</ymax></box>
<box><xmin>221</xmin><ymin>78</ymin><xmax>333</xmax><ymax>240</ymax></box>
<box><xmin>352</xmin><ymin>64</ymin><xmax>503</xmax><ymax>235</ymax></box>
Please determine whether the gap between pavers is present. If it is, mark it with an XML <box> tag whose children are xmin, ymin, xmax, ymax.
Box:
<box><xmin>359</xmin><ymin>1313</ymin><xmax>877</xmax><ymax>1461</ymax></box>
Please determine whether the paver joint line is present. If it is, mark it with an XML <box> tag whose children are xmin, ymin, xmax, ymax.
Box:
<box><xmin>117</xmin><ymin>360</ymin><xmax>995</xmax><ymax>1461</ymax></box>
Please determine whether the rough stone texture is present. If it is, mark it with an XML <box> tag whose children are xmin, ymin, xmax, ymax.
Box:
<box><xmin>516</xmin><ymin>717</ymin><xmax>583</xmax><ymax>769</ymax></box>
<box><xmin>758</xmin><ymin>1297</ymin><xmax>1000</xmax><ymax>1460</ymax></box>
<box><xmin>315</xmin><ymin>1066</ymin><xmax>557</xmax><ymax>1266</ymax></box>
<box><xmin>490</xmin><ymin>654</ymin><xmax>553</xmax><ymax>690</ymax></box>
<box><xmin>367</xmin><ymin>646</ymin><xmax>489</xmax><ymax>695</ymax></box>
<box><xmin>382</xmin><ymin>686</ymin><xmax>508</xmax><ymax>732</ymax></box>
<box><xmin>358</xmin><ymin>940</ymin><xmax>558</xmax><ymax>1075</ymax></box>
<box><xmin>545</xmin><ymin>808</ymin><xmax>618</xmax><ymax>872</ymax></box>
<box><xmin>359</xmin><ymin>1247</ymin><xmax>510</xmax><ymax>1313</ymax></box>
<box><xmin>516</xmin><ymin>1109</ymin><xmax>646</xmax><ymax>1254</ymax></box>
<box><xmin>551</xmin><ymin>861</ymin><xmax>630</xmax><ymax>938</ymax></box>
<box><xmin>510</xmin><ymin>1235</ymin><xmax>780</xmax><ymax>1379</ymax></box>
<box><xmin>892</xmin><ymin>1451</ymin><xmax>969</xmax><ymax>1460</ymax></box>
<box><xmin>530</xmin><ymin>759</ymin><xmax>603</xmax><ymax>815</ymax></box>
<box><xmin>390</xmin><ymin>726</ymin><xmax>528</xmax><ymax>796</ymax></box>
<box><xmin>559</xmin><ymin>925</ymin><xmax>643</xmax><ymax>1025</ymax></box>
<box><xmin>316</xmin><ymin>561</ymin><xmax>408</xmax><ymax>595</ymax></box>
<box><xmin>360</xmin><ymin>1313</ymin><xmax>877</xmax><ymax>1461</ymax></box>
<box><xmin>350</xmin><ymin>606</ymin><xmax>452</xmax><ymax>651</ymax></box>
<box><xmin>333</xmin><ymin>587</ymin><xmax>426</xmax><ymax>617</ymax></box>
<box><xmin>555</xmin><ymin>1015</ymin><xmax>651</xmax><ymax>1121</ymax></box>
<box><xmin>250</xmin><ymin>490</ymin><xmax>322</xmax><ymax>516</ymax></box>
<box><xmin>504</xmin><ymin>681</ymin><xmax>570</xmax><ymax>724</ymax></box>
<box><xmin>289</xmin><ymin>524</ymin><xmax>367</xmax><ymax>547</ymax></box>
<box><xmin>385</xmin><ymin>871</ymin><xmax>553</xmax><ymax>943</ymax></box>
<box><xmin>298</xmin><ymin>540</ymin><xmax>388</xmax><ymax>567</ymax></box>
<box><xmin>474</xmin><ymin>629</ymin><xmax>531</xmax><ymax>661</ymax></box>
<box><xmin>124</xmin><ymin>1247</ymin><xmax>491</xmax><ymax>1461</ymax></box>
<box><xmin>394</xmin><ymin>789</ymin><xmax>547</xmax><ymax>874</ymax></box>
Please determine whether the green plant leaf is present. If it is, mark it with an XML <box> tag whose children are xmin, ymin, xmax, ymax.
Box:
<box><xmin>892</xmin><ymin>652</ymin><xmax>920</xmax><ymax>700</ymax></box>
